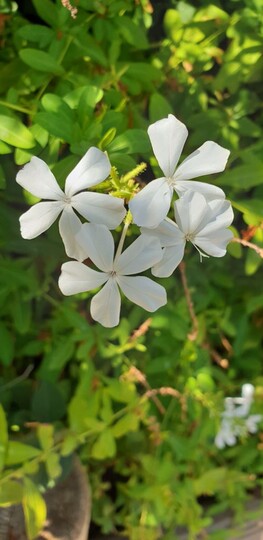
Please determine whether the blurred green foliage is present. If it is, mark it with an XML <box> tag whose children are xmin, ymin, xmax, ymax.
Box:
<box><xmin>0</xmin><ymin>0</ymin><xmax>262</xmax><ymax>538</ymax></box>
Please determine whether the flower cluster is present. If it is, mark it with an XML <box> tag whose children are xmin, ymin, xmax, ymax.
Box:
<box><xmin>215</xmin><ymin>384</ymin><xmax>262</xmax><ymax>449</ymax></box>
<box><xmin>17</xmin><ymin>114</ymin><xmax>234</xmax><ymax>327</ymax></box>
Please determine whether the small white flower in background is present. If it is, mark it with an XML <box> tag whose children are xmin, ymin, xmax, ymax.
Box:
<box><xmin>16</xmin><ymin>148</ymin><xmax>126</xmax><ymax>260</ymax></box>
<box><xmin>129</xmin><ymin>114</ymin><xmax>230</xmax><ymax>228</ymax></box>
<box><xmin>141</xmin><ymin>190</ymin><xmax>234</xmax><ymax>277</ymax></box>
<box><xmin>215</xmin><ymin>384</ymin><xmax>262</xmax><ymax>449</ymax></box>
<box><xmin>58</xmin><ymin>223</ymin><xmax>167</xmax><ymax>328</ymax></box>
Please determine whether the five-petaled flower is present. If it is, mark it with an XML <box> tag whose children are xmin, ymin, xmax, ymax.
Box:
<box><xmin>215</xmin><ymin>384</ymin><xmax>262</xmax><ymax>449</ymax></box>
<box><xmin>16</xmin><ymin>147</ymin><xmax>126</xmax><ymax>260</ymax></box>
<box><xmin>141</xmin><ymin>190</ymin><xmax>234</xmax><ymax>277</ymax></box>
<box><xmin>58</xmin><ymin>223</ymin><xmax>167</xmax><ymax>327</ymax></box>
<box><xmin>129</xmin><ymin>114</ymin><xmax>230</xmax><ymax>228</ymax></box>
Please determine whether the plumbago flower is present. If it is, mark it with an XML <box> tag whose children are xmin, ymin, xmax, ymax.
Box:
<box><xmin>129</xmin><ymin>114</ymin><xmax>230</xmax><ymax>228</ymax></box>
<box><xmin>215</xmin><ymin>384</ymin><xmax>262</xmax><ymax>449</ymax></box>
<box><xmin>141</xmin><ymin>190</ymin><xmax>234</xmax><ymax>277</ymax></box>
<box><xmin>16</xmin><ymin>148</ymin><xmax>126</xmax><ymax>260</ymax></box>
<box><xmin>58</xmin><ymin>223</ymin><xmax>167</xmax><ymax>327</ymax></box>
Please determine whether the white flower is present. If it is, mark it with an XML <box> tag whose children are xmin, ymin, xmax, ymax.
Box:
<box><xmin>16</xmin><ymin>148</ymin><xmax>126</xmax><ymax>260</ymax></box>
<box><xmin>129</xmin><ymin>114</ymin><xmax>230</xmax><ymax>228</ymax></box>
<box><xmin>141</xmin><ymin>190</ymin><xmax>233</xmax><ymax>277</ymax></box>
<box><xmin>214</xmin><ymin>419</ymin><xmax>237</xmax><ymax>449</ymax></box>
<box><xmin>215</xmin><ymin>385</ymin><xmax>262</xmax><ymax>449</ymax></box>
<box><xmin>58</xmin><ymin>223</ymin><xmax>167</xmax><ymax>327</ymax></box>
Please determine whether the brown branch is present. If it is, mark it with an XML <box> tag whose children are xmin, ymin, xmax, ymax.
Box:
<box><xmin>144</xmin><ymin>387</ymin><xmax>187</xmax><ymax>419</ymax></box>
<box><xmin>122</xmin><ymin>366</ymin><xmax>166</xmax><ymax>414</ymax></box>
<box><xmin>202</xmin><ymin>342</ymin><xmax>229</xmax><ymax>369</ymax></box>
<box><xmin>129</xmin><ymin>318</ymin><xmax>152</xmax><ymax>342</ymax></box>
<box><xmin>231</xmin><ymin>237</ymin><xmax>263</xmax><ymax>258</ymax></box>
<box><xmin>179</xmin><ymin>261</ymin><xmax>198</xmax><ymax>340</ymax></box>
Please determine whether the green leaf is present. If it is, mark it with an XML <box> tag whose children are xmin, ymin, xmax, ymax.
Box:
<box><xmin>0</xmin><ymin>323</ymin><xmax>14</xmax><ymax>366</ymax></box>
<box><xmin>19</xmin><ymin>49</ymin><xmax>64</xmax><ymax>75</ymax></box>
<box><xmin>38</xmin><ymin>337</ymin><xmax>75</xmax><ymax>380</ymax></box>
<box><xmin>149</xmin><ymin>93</ymin><xmax>173</xmax><ymax>123</ymax></box>
<box><xmin>0</xmin><ymin>404</ymin><xmax>8</xmax><ymax>471</ymax></box>
<box><xmin>61</xmin><ymin>433</ymin><xmax>79</xmax><ymax>457</ymax></box>
<box><xmin>37</xmin><ymin>424</ymin><xmax>54</xmax><ymax>452</ymax></box>
<box><xmin>217</xmin><ymin>163</ymin><xmax>263</xmax><ymax>189</ymax></box>
<box><xmin>46</xmin><ymin>452</ymin><xmax>62</xmax><ymax>480</ymax></box>
<box><xmin>232</xmin><ymin>199</ymin><xmax>263</xmax><ymax>220</ymax></box>
<box><xmin>245</xmin><ymin>248</ymin><xmax>261</xmax><ymax>275</ymax></box>
<box><xmin>194</xmin><ymin>468</ymin><xmax>227</xmax><ymax>496</ymax></box>
<box><xmin>0</xmin><ymin>480</ymin><xmax>24</xmax><ymax>506</ymax></box>
<box><xmin>64</xmin><ymin>85</ymin><xmax>103</xmax><ymax>110</ymax></box>
<box><xmin>35</xmin><ymin>111</ymin><xmax>74</xmax><ymax>143</ymax></box>
<box><xmin>11</xmin><ymin>298</ymin><xmax>32</xmax><ymax>334</ymax></box>
<box><xmin>23</xmin><ymin>477</ymin><xmax>47</xmax><ymax>540</ymax></box>
<box><xmin>32</xmin><ymin>0</ymin><xmax>58</xmax><ymax>27</ymax></box>
<box><xmin>0</xmin><ymin>115</ymin><xmax>35</xmax><ymax>149</ymax></box>
<box><xmin>108</xmin><ymin>129</ymin><xmax>151</xmax><ymax>154</ymax></box>
<box><xmin>17</xmin><ymin>24</ymin><xmax>54</xmax><ymax>47</ymax></box>
<box><xmin>0</xmin><ymin>165</ymin><xmax>6</xmax><ymax>189</ymax></box>
<box><xmin>107</xmin><ymin>380</ymin><xmax>137</xmax><ymax>403</ymax></box>
<box><xmin>5</xmin><ymin>441</ymin><xmax>41</xmax><ymax>465</ymax></box>
<box><xmin>31</xmin><ymin>381</ymin><xmax>66</xmax><ymax>422</ymax></box>
<box><xmin>14</xmin><ymin>148</ymin><xmax>33</xmax><ymax>166</ymax></box>
<box><xmin>0</xmin><ymin>140</ymin><xmax>12</xmax><ymax>154</ymax></box>
<box><xmin>91</xmin><ymin>429</ymin><xmax>116</xmax><ymax>460</ymax></box>
<box><xmin>116</xmin><ymin>16</ymin><xmax>148</xmax><ymax>49</ymax></box>
<box><xmin>112</xmin><ymin>413</ymin><xmax>139</xmax><ymax>438</ymax></box>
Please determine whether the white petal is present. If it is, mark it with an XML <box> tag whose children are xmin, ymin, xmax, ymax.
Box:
<box><xmin>76</xmin><ymin>223</ymin><xmax>114</xmax><ymax>271</ymax></box>
<box><xmin>91</xmin><ymin>279</ymin><xmax>121</xmax><ymax>328</ymax></box>
<box><xmin>195</xmin><ymin>229</ymin><xmax>233</xmax><ymax>257</ymax></box>
<box><xmin>19</xmin><ymin>201</ymin><xmax>64</xmax><ymax>239</ymax></box>
<box><xmin>148</xmin><ymin>114</ymin><xmax>188</xmax><ymax>177</ymax></box>
<box><xmin>175</xmin><ymin>179</ymin><xmax>225</xmax><ymax>201</ymax></box>
<box><xmin>246</xmin><ymin>415</ymin><xmax>262</xmax><ymax>434</ymax></box>
<box><xmin>58</xmin><ymin>207</ymin><xmax>86</xmax><ymax>261</ymax></box>
<box><xmin>65</xmin><ymin>147</ymin><xmax>111</xmax><ymax>197</ymax></box>
<box><xmin>71</xmin><ymin>192</ymin><xmax>126</xmax><ymax>228</ymax></box>
<box><xmin>115</xmin><ymin>235</ymin><xmax>163</xmax><ymax>275</ymax></box>
<box><xmin>59</xmin><ymin>261</ymin><xmax>108</xmax><ymax>295</ymax></box>
<box><xmin>175</xmin><ymin>141</ymin><xmax>230</xmax><ymax>182</ymax></box>
<box><xmin>141</xmin><ymin>218</ymin><xmax>185</xmax><ymax>247</ymax></box>
<box><xmin>200</xmin><ymin>200</ymin><xmax>234</xmax><ymax>235</ymax></box>
<box><xmin>129</xmin><ymin>178</ymin><xmax>172</xmax><ymax>228</ymax></box>
<box><xmin>152</xmin><ymin>244</ymin><xmax>185</xmax><ymax>277</ymax></box>
<box><xmin>174</xmin><ymin>191</ymin><xmax>210</xmax><ymax>235</ymax></box>
<box><xmin>117</xmin><ymin>275</ymin><xmax>167</xmax><ymax>312</ymax></box>
<box><xmin>16</xmin><ymin>157</ymin><xmax>64</xmax><ymax>200</ymax></box>
<box><xmin>214</xmin><ymin>431</ymin><xmax>225</xmax><ymax>449</ymax></box>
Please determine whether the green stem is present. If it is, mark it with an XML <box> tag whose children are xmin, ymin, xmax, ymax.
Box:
<box><xmin>35</xmin><ymin>34</ymin><xmax>74</xmax><ymax>102</ymax></box>
<box><xmin>0</xmin><ymin>100</ymin><xmax>32</xmax><ymax>115</ymax></box>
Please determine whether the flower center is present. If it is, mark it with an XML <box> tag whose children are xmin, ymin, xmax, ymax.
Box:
<box><xmin>109</xmin><ymin>270</ymin><xmax>117</xmax><ymax>278</ymax></box>
<box><xmin>185</xmin><ymin>232</ymin><xmax>195</xmax><ymax>242</ymax></box>
<box><xmin>167</xmin><ymin>176</ymin><xmax>175</xmax><ymax>187</ymax></box>
<box><xmin>63</xmin><ymin>196</ymin><xmax>72</xmax><ymax>205</ymax></box>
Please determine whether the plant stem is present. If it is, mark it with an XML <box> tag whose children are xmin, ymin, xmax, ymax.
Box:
<box><xmin>179</xmin><ymin>261</ymin><xmax>198</xmax><ymax>341</ymax></box>
<box><xmin>114</xmin><ymin>221</ymin><xmax>129</xmax><ymax>261</ymax></box>
<box><xmin>0</xmin><ymin>100</ymin><xmax>32</xmax><ymax>115</ymax></box>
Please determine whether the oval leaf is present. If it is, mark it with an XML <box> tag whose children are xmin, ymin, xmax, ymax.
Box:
<box><xmin>0</xmin><ymin>480</ymin><xmax>24</xmax><ymax>507</ymax></box>
<box><xmin>0</xmin><ymin>405</ymin><xmax>8</xmax><ymax>471</ymax></box>
<box><xmin>19</xmin><ymin>49</ymin><xmax>64</xmax><ymax>75</ymax></box>
<box><xmin>23</xmin><ymin>477</ymin><xmax>47</xmax><ymax>540</ymax></box>
<box><xmin>5</xmin><ymin>441</ymin><xmax>41</xmax><ymax>465</ymax></box>
<box><xmin>0</xmin><ymin>115</ymin><xmax>35</xmax><ymax>149</ymax></box>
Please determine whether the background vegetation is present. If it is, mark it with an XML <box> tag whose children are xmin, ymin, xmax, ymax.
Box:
<box><xmin>0</xmin><ymin>0</ymin><xmax>262</xmax><ymax>538</ymax></box>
